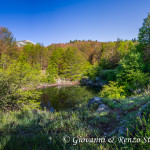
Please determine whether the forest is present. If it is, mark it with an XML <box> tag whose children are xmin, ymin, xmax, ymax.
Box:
<box><xmin>0</xmin><ymin>13</ymin><xmax>150</xmax><ymax>150</ymax></box>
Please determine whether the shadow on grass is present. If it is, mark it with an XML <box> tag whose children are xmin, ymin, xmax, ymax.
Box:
<box><xmin>0</xmin><ymin>109</ymin><xmax>107</xmax><ymax>150</ymax></box>
<box><xmin>0</xmin><ymin>111</ymin><xmax>72</xmax><ymax>150</ymax></box>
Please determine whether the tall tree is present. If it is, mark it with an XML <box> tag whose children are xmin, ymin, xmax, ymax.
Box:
<box><xmin>61</xmin><ymin>47</ymin><xmax>89</xmax><ymax>80</ymax></box>
<box><xmin>21</xmin><ymin>43</ymin><xmax>35</xmax><ymax>65</ymax></box>
<box><xmin>21</xmin><ymin>43</ymin><xmax>49</xmax><ymax>69</ymax></box>
<box><xmin>46</xmin><ymin>47</ymin><xmax>64</xmax><ymax>83</ymax></box>
<box><xmin>138</xmin><ymin>13</ymin><xmax>150</xmax><ymax>45</ymax></box>
<box><xmin>0</xmin><ymin>27</ymin><xmax>17</xmax><ymax>58</ymax></box>
<box><xmin>34</xmin><ymin>43</ymin><xmax>48</xmax><ymax>69</ymax></box>
<box><xmin>138</xmin><ymin>13</ymin><xmax>150</xmax><ymax>69</ymax></box>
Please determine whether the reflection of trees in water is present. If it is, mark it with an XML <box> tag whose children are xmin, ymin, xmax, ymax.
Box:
<box><xmin>40</xmin><ymin>86</ymin><xmax>98</xmax><ymax>111</ymax></box>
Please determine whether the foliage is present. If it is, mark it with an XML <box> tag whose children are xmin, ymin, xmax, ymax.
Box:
<box><xmin>84</xmin><ymin>64</ymin><xmax>102</xmax><ymax>81</ymax></box>
<box><xmin>61</xmin><ymin>47</ymin><xmax>90</xmax><ymax>80</ymax></box>
<box><xmin>117</xmin><ymin>51</ymin><xmax>149</xmax><ymax>92</ymax></box>
<box><xmin>99</xmin><ymin>41</ymin><xmax>134</xmax><ymax>69</ymax></box>
<box><xmin>138</xmin><ymin>13</ymin><xmax>150</xmax><ymax>70</ymax></box>
<box><xmin>47</xmin><ymin>40</ymin><xmax>136</xmax><ymax>69</ymax></box>
<box><xmin>117</xmin><ymin>41</ymin><xmax>134</xmax><ymax>57</ymax></box>
<box><xmin>100</xmin><ymin>69</ymin><xmax>117</xmax><ymax>82</ymax></box>
<box><xmin>138</xmin><ymin>13</ymin><xmax>150</xmax><ymax>45</ymax></box>
<box><xmin>0</xmin><ymin>26</ymin><xmax>18</xmax><ymax>59</ymax></box>
<box><xmin>100</xmin><ymin>81</ymin><xmax>126</xmax><ymax>100</ymax></box>
<box><xmin>0</xmin><ymin>54</ymin><xmax>12</xmax><ymax>69</ymax></box>
<box><xmin>21</xmin><ymin>43</ymin><xmax>49</xmax><ymax>69</ymax></box>
<box><xmin>38</xmin><ymin>70</ymin><xmax>48</xmax><ymax>83</ymax></box>
<box><xmin>126</xmin><ymin>111</ymin><xmax>150</xmax><ymax>149</ymax></box>
<box><xmin>47</xmin><ymin>47</ymin><xmax>90</xmax><ymax>82</ymax></box>
<box><xmin>85</xmin><ymin>65</ymin><xmax>117</xmax><ymax>83</ymax></box>
<box><xmin>0</xmin><ymin>61</ymin><xmax>41</xmax><ymax>110</ymax></box>
<box><xmin>46</xmin><ymin>47</ymin><xmax>64</xmax><ymax>83</ymax></box>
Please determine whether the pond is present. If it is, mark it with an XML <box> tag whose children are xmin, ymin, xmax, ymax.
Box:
<box><xmin>39</xmin><ymin>85</ymin><xmax>100</xmax><ymax>111</ymax></box>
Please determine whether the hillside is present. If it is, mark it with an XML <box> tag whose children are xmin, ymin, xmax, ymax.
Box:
<box><xmin>16</xmin><ymin>40</ymin><xmax>36</xmax><ymax>47</ymax></box>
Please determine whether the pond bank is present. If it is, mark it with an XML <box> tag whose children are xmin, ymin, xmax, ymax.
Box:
<box><xmin>36</xmin><ymin>81</ymin><xmax>80</xmax><ymax>89</ymax></box>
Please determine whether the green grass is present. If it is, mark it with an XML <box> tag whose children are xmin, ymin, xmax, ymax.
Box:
<box><xmin>0</xmin><ymin>95</ymin><xmax>150</xmax><ymax>150</ymax></box>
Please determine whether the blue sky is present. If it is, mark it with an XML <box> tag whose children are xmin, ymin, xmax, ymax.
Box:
<box><xmin>0</xmin><ymin>0</ymin><xmax>150</xmax><ymax>46</ymax></box>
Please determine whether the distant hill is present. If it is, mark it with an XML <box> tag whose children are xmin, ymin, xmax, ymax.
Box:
<box><xmin>16</xmin><ymin>40</ymin><xmax>36</xmax><ymax>47</ymax></box>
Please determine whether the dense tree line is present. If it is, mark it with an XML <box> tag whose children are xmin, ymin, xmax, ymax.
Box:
<box><xmin>48</xmin><ymin>40</ymin><xmax>136</xmax><ymax>67</ymax></box>
<box><xmin>0</xmin><ymin>26</ymin><xmax>138</xmax><ymax>83</ymax></box>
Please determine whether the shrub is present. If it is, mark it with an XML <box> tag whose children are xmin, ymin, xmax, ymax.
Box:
<box><xmin>144</xmin><ymin>62</ymin><xmax>150</xmax><ymax>72</ymax></box>
<box><xmin>100</xmin><ymin>81</ymin><xmax>126</xmax><ymax>100</ymax></box>
<box><xmin>127</xmin><ymin>111</ymin><xmax>150</xmax><ymax>149</ymax></box>
<box><xmin>0</xmin><ymin>61</ymin><xmax>41</xmax><ymax>111</ymax></box>
<box><xmin>100</xmin><ymin>69</ymin><xmax>117</xmax><ymax>82</ymax></box>
<box><xmin>85</xmin><ymin>64</ymin><xmax>102</xmax><ymax>81</ymax></box>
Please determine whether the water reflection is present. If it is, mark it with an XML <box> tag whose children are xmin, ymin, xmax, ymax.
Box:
<box><xmin>40</xmin><ymin>85</ymin><xmax>99</xmax><ymax>111</ymax></box>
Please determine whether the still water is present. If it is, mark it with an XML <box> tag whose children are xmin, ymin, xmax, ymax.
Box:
<box><xmin>39</xmin><ymin>85</ymin><xmax>100</xmax><ymax>111</ymax></box>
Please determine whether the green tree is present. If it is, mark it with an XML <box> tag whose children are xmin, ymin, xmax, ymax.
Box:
<box><xmin>61</xmin><ymin>47</ymin><xmax>89</xmax><ymax>80</ymax></box>
<box><xmin>46</xmin><ymin>47</ymin><xmax>64</xmax><ymax>83</ymax></box>
<box><xmin>117</xmin><ymin>41</ymin><xmax>129</xmax><ymax>57</ymax></box>
<box><xmin>138</xmin><ymin>13</ymin><xmax>150</xmax><ymax>45</ymax></box>
<box><xmin>21</xmin><ymin>43</ymin><xmax>35</xmax><ymax>64</ymax></box>
<box><xmin>34</xmin><ymin>43</ymin><xmax>49</xmax><ymax>69</ymax></box>
<box><xmin>138</xmin><ymin>13</ymin><xmax>150</xmax><ymax>71</ymax></box>
<box><xmin>0</xmin><ymin>61</ymin><xmax>41</xmax><ymax>110</ymax></box>
<box><xmin>117</xmin><ymin>51</ymin><xmax>149</xmax><ymax>92</ymax></box>
<box><xmin>21</xmin><ymin>43</ymin><xmax>49</xmax><ymax>70</ymax></box>
<box><xmin>0</xmin><ymin>26</ymin><xmax>18</xmax><ymax>60</ymax></box>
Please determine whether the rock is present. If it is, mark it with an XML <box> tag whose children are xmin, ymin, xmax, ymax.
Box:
<box><xmin>136</xmin><ymin>101</ymin><xmax>150</xmax><ymax>118</ymax></box>
<box><xmin>96</xmin><ymin>104</ymin><xmax>111</xmax><ymax>114</ymax></box>
<box><xmin>108</xmin><ymin>128</ymin><xmax>118</xmax><ymax>137</ymax></box>
<box><xmin>108</xmin><ymin>126</ymin><xmax>127</xmax><ymax>137</ymax></box>
<box><xmin>95</xmin><ymin>77</ymin><xmax>100</xmax><ymax>82</ymax></box>
<box><xmin>96</xmin><ymin>82</ymin><xmax>101</xmax><ymax>86</ymax></box>
<box><xmin>100</xmin><ymin>83</ymin><xmax>103</xmax><ymax>86</ymax></box>
<box><xmin>118</xmin><ymin>126</ymin><xmax>127</xmax><ymax>136</ymax></box>
<box><xmin>80</xmin><ymin>78</ymin><xmax>89</xmax><ymax>85</ymax></box>
<box><xmin>92</xmin><ymin>83</ymin><xmax>97</xmax><ymax>86</ymax></box>
<box><xmin>135</xmin><ymin>89</ymin><xmax>142</xmax><ymax>94</ymax></box>
<box><xmin>50</xmin><ymin>107</ymin><xmax>54</xmax><ymax>112</ymax></box>
<box><xmin>47</xmin><ymin>101</ymin><xmax>51</xmax><ymax>107</ymax></box>
<box><xmin>104</xmin><ymin>133</ymin><xmax>107</xmax><ymax>136</ymax></box>
<box><xmin>56</xmin><ymin>78</ymin><xmax>61</xmax><ymax>84</ymax></box>
<box><xmin>88</xmin><ymin>97</ymin><xmax>103</xmax><ymax>107</ymax></box>
<box><xmin>100</xmin><ymin>82</ymin><xmax>107</xmax><ymax>86</ymax></box>
<box><xmin>112</xmin><ymin>100</ymin><xmax>117</xmax><ymax>104</ymax></box>
<box><xmin>116</xmin><ymin>115</ymin><xmax>121</xmax><ymax>120</ymax></box>
<box><xmin>120</xmin><ymin>120</ymin><xmax>127</xmax><ymax>124</ymax></box>
<box><xmin>80</xmin><ymin>77</ymin><xmax>106</xmax><ymax>87</ymax></box>
<box><xmin>88</xmin><ymin>125</ymin><xmax>95</xmax><ymax>130</ymax></box>
<box><xmin>130</xmin><ymin>97</ymin><xmax>136</xmax><ymax>100</ymax></box>
<box><xmin>88</xmin><ymin>80</ymin><xmax>93</xmax><ymax>86</ymax></box>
